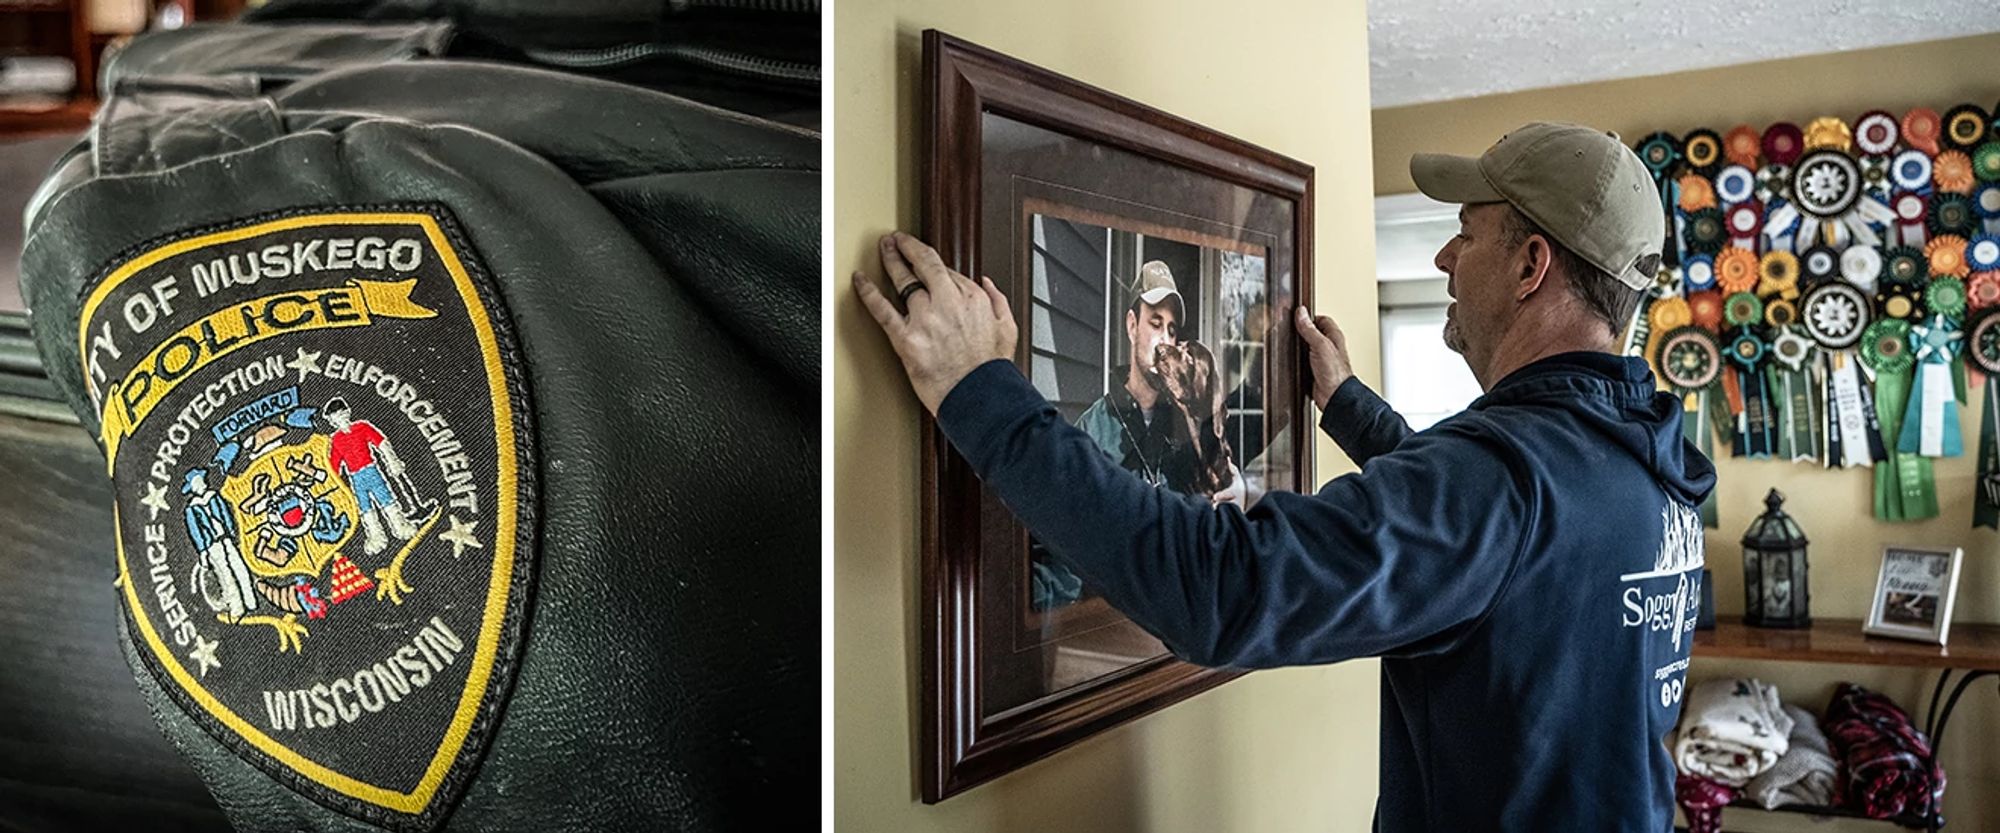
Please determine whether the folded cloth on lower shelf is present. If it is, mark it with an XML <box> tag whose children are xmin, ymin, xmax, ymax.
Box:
<box><xmin>1676</xmin><ymin>774</ymin><xmax>1737</xmax><ymax>833</ymax></box>
<box><xmin>1825</xmin><ymin>682</ymin><xmax>1946</xmax><ymax>820</ymax></box>
<box><xmin>1674</xmin><ymin>678</ymin><xmax>1795</xmax><ymax>786</ymax></box>
<box><xmin>1744</xmin><ymin>704</ymin><xmax>1837</xmax><ymax>809</ymax></box>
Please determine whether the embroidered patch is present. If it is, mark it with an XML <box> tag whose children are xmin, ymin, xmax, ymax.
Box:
<box><xmin>75</xmin><ymin>207</ymin><xmax>535</xmax><ymax>830</ymax></box>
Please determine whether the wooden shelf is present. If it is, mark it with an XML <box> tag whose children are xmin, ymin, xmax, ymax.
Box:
<box><xmin>0</xmin><ymin>96</ymin><xmax>93</xmax><ymax>134</ymax></box>
<box><xmin>1694</xmin><ymin>616</ymin><xmax>2000</xmax><ymax>672</ymax></box>
<box><xmin>1724</xmin><ymin>797</ymin><xmax>1933</xmax><ymax>829</ymax></box>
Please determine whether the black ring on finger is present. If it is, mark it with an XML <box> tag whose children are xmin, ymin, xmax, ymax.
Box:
<box><xmin>898</xmin><ymin>282</ymin><xmax>928</xmax><ymax>306</ymax></box>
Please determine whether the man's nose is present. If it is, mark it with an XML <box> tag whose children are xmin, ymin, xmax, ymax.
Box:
<box><xmin>1434</xmin><ymin>240</ymin><xmax>1456</xmax><ymax>276</ymax></box>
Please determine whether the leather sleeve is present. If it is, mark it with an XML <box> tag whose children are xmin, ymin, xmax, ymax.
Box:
<box><xmin>21</xmin><ymin>18</ymin><xmax>815</xmax><ymax>833</ymax></box>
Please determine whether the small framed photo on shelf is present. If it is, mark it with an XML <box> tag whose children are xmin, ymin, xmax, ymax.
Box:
<box><xmin>1863</xmin><ymin>546</ymin><xmax>1964</xmax><ymax>645</ymax></box>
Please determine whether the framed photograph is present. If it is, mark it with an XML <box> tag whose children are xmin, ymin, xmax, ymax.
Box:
<box><xmin>919</xmin><ymin>31</ymin><xmax>1314</xmax><ymax>802</ymax></box>
<box><xmin>1863</xmin><ymin>545</ymin><xmax>1963</xmax><ymax>645</ymax></box>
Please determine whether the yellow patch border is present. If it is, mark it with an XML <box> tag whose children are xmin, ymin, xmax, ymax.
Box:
<box><xmin>86</xmin><ymin>212</ymin><xmax>520</xmax><ymax>817</ymax></box>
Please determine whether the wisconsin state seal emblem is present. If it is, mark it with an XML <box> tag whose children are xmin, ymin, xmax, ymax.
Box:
<box><xmin>76</xmin><ymin>207</ymin><xmax>535</xmax><ymax>829</ymax></box>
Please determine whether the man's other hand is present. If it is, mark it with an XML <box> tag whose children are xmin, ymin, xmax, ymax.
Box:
<box><xmin>1295</xmin><ymin>305</ymin><xmax>1353</xmax><ymax>410</ymax></box>
<box><xmin>853</xmin><ymin>232</ymin><xmax>1020</xmax><ymax>414</ymax></box>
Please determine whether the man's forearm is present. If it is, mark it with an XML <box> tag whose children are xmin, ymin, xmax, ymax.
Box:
<box><xmin>1319</xmin><ymin>376</ymin><xmax>1414</xmax><ymax>465</ymax></box>
<box><xmin>938</xmin><ymin>359</ymin><xmax>1266</xmax><ymax>664</ymax></box>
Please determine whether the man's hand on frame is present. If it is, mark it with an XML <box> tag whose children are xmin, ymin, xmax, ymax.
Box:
<box><xmin>853</xmin><ymin>232</ymin><xmax>1020</xmax><ymax>414</ymax></box>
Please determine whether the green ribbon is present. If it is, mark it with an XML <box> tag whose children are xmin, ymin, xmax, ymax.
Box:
<box><xmin>1978</xmin><ymin>379</ymin><xmax>1999</xmax><ymax>530</ymax></box>
<box><xmin>1685</xmin><ymin>388</ymin><xmax>1720</xmax><ymax>528</ymax></box>
<box><xmin>1766</xmin><ymin>363</ymin><xmax>1819</xmax><ymax>462</ymax></box>
<box><xmin>1862</xmin><ymin>319</ymin><xmax>1938</xmax><ymax>521</ymax></box>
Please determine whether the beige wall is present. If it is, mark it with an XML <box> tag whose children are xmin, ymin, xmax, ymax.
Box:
<box><xmin>833</xmin><ymin>1</ymin><xmax>1382</xmax><ymax>830</ymax></box>
<box><xmin>1373</xmin><ymin>34</ymin><xmax>2000</xmax><ymax>833</ymax></box>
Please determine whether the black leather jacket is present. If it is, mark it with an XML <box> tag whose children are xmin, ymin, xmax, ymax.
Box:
<box><xmin>17</xmin><ymin>5</ymin><xmax>817</xmax><ymax>831</ymax></box>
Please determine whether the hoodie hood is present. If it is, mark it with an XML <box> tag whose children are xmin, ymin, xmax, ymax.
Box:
<box><xmin>1471</xmin><ymin>351</ymin><xmax>1717</xmax><ymax>507</ymax></box>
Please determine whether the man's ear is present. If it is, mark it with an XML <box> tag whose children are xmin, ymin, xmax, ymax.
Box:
<box><xmin>1518</xmin><ymin>234</ymin><xmax>1555</xmax><ymax>302</ymax></box>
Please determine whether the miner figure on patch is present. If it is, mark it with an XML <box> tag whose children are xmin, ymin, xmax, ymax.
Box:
<box><xmin>184</xmin><ymin>467</ymin><xmax>257</xmax><ymax>620</ymax></box>
<box><xmin>323</xmin><ymin>397</ymin><xmax>435</xmax><ymax>557</ymax></box>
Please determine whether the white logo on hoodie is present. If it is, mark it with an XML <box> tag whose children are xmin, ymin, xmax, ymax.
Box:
<box><xmin>1620</xmin><ymin>502</ymin><xmax>1705</xmax><ymax>652</ymax></box>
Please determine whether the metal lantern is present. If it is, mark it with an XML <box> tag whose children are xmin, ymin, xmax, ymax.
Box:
<box><xmin>1741</xmin><ymin>488</ymin><xmax>1811</xmax><ymax>628</ymax></box>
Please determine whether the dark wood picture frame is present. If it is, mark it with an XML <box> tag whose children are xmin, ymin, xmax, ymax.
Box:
<box><xmin>919</xmin><ymin>31</ymin><xmax>1315</xmax><ymax>802</ymax></box>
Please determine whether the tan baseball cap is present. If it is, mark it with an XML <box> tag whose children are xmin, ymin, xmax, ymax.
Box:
<box><xmin>1410</xmin><ymin>121</ymin><xmax>1663</xmax><ymax>290</ymax></box>
<box><xmin>1135</xmin><ymin>260</ymin><xmax>1185</xmax><ymax>318</ymax></box>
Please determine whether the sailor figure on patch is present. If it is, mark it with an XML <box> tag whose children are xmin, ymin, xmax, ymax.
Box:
<box><xmin>77</xmin><ymin>207</ymin><xmax>534</xmax><ymax>831</ymax></box>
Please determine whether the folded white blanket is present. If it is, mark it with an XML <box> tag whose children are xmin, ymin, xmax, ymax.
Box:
<box><xmin>1673</xmin><ymin>678</ymin><xmax>1794</xmax><ymax>787</ymax></box>
<box><xmin>1744</xmin><ymin>704</ymin><xmax>1837</xmax><ymax>809</ymax></box>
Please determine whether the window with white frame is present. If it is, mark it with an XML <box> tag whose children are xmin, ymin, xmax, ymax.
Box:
<box><xmin>1376</xmin><ymin>193</ymin><xmax>1482</xmax><ymax>431</ymax></box>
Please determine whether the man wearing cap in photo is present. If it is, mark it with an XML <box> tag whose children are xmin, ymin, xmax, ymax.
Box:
<box><xmin>1075</xmin><ymin>260</ymin><xmax>1218</xmax><ymax>495</ymax></box>
<box><xmin>853</xmin><ymin>122</ymin><xmax>1714</xmax><ymax>831</ymax></box>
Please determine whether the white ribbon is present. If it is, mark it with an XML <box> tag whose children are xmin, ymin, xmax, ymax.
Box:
<box><xmin>1920</xmin><ymin>363</ymin><xmax>1952</xmax><ymax>456</ymax></box>
<box><xmin>1831</xmin><ymin>351</ymin><xmax>1873</xmax><ymax>468</ymax></box>
<box><xmin>1765</xmin><ymin>201</ymin><xmax>1801</xmax><ymax>252</ymax></box>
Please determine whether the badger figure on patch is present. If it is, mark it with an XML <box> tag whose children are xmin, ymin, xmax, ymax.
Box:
<box><xmin>323</xmin><ymin>397</ymin><xmax>436</xmax><ymax>557</ymax></box>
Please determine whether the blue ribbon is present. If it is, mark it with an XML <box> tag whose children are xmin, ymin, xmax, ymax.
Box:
<box><xmin>1897</xmin><ymin>317</ymin><xmax>1965</xmax><ymax>457</ymax></box>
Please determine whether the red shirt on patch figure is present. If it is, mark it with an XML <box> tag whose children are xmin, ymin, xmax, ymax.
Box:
<box><xmin>322</xmin><ymin>396</ymin><xmax>422</xmax><ymax>557</ymax></box>
<box><xmin>329</xmin><ymin>419</ymin><xmax>386</xmax><ymax>476</ymax></box>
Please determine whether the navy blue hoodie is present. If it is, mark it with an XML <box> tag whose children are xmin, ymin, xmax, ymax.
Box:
<box><xmin>935</xmin><ymin>350</ymin><xmax>1716</xmax><ymax>832</ymax></box>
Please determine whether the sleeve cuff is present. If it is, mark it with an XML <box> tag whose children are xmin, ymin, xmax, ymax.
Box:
<box><xmin>936</xmin><ymin>359</ymin><xmax>1039</xmax><ymax>469</ymax></box>
<box><xmin>1320</xmin><ymin>376</ymin><xmax>1373</xmax><ymax>437</ymax></box>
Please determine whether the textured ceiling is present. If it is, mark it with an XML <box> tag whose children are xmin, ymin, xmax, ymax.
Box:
<box><xmin>1368</xmin><ymin>0</ymin><xmax>2000</xmax><ymax>108</ymax></box>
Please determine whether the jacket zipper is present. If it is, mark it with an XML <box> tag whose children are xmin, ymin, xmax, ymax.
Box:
<box><xmin>669</xmin><ymin>0</ymin><xmax>819</xmax><ymax>11</ymax></box>
<box><xmin>523</xmin><ymin>42</ymin><xmax>817</xmax><ymax>86</ymax></box>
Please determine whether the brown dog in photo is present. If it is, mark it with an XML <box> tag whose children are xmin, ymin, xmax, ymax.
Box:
<box><xmin>1150</xmin><ymin>340</ymin><xmax>1234</xmax><ymax>496</ymax></box>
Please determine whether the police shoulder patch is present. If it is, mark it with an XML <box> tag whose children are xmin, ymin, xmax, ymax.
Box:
<box><xmin>77</xmin><ymin>206</ymin><xmax>536</xmax><ymax>830</ymax></box>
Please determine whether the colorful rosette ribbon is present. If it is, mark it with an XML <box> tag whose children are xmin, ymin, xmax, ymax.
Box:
<box><xmin>1804</xmin><ymin>116</ymin><xmax>1853</xmax><ymax>152</ymax></box>
<box><xmin>1723</xmin><ymin>291</ymin><xmax>1764</xmax><ymax>326</ymax></box>
<box><xmin>1655</xmin><ymin>326</ymin><xmax>1724</xmax><ymax>395</ymax></box>
<box><xmin>1861</xmin><ymin>318</ymin><xmax>1915</xmax><ymax>374</ymax></box>
<box><xmin>1765</xmin><ymin>298</ymin><xmax>1800</xmax><ymax>328</ymax></box>
<box><xmin>1683</xmin><ymin>128</ymin><xmax>1724</xmax><ymax>175</ymax></box>
<box><xmin>1928</xmin><ymin>234</ymin><xmax>1971</xmax><ymax>277</ymax></box>
<box><xmin>1969</xmin><ymin>234</ymin><xmax>2000</xmax><ymax>273</ymax></box>
<box><xmin>1935</xmin><ymin>150</ymin><xmax>1976</xmax><ymax>194</ymax></box>
<box><xmin>1884</xmin><ymin>246</ymin><xmax>1928</xmax><ymax>284</ymax></box>
<box><xmin>1898</xmin><ymin>315</ymin><xmax>1965</xmax><ymax>457</ymax></box>
<box><xmin>1893</xmin><ymin>192</ymin><xmax>1929</xmax><ymax>248</ymax></box>
<box><xmin>1841</xmin><ymin>245</ymin><xmax>1883</xmax><ymax>292</ymax></box>
<box><xmin>1904</xmin><ymin>108</ymin><xmax>1943</xmax><ymax>156</ymax></box>
<box><xmin>1717</xmin><ymin>248</ymin><xmax>1758</xmax><ymax>294</ymax></box>
<box><xmin>1688</xmin><ymin>290</ymin><xmax>1724</xmax><ymax>332</ymax></box>
<box><xmin>1757</xmin><ymin>250</ymin><xmax>1798</xmax><ymax>293</ymax></box>
<box><xmin>1714</xmin><ymin>165</ymin><xmax>1756</xmax><ymax>205</ymax></box>
<box><xmin>1975</xmin><ymin>143</ymin><xmax>2000</xmax><ymax>183</ymax></box>
<box><xmin>1944</xmin><ymin>104</ymin><xmax>1991</xmax><ymax>152</ymax></box>
<box><xmin>1855</xmin><ymin>110</ymin><xmax>1900</xmax><ymax>155</ymax></box>
<box><xmin>1926</xmin><ymin>276</ymin><xmax>1968</xmax><ymax>318</ymax></box>
<box><xmin>1725</xmin><ymin>125</ymin><xmax>1762</xmax><ymax>168</ymax></box>
<box><xmin>1860</xmin><ymin>154</ymin><xmax>1892</xmax><ymax>196</ymax></box>
<box><xmin>1726</xmin><ymin>202</ymin><xmax>1762</xmax><ymax>249</ymax></box>
<box><xmin>1931</xmin><ymin>194</ymin><xmax>1978</xmax><ymax>239</ymax></box>
<box><xmin>1803</xmin><ymin>281</ymin><xmax>1870</xmax><ymax>349</ymax></box>
<box><xmin>1976</xmin><ymin>183</ymin><xmax>2000</xmax><ymax>235</ymax></box>
<box><xmin>1891</xmin><ymin>149</ymin><xmax>1933</xmax><ymax>193</ymax></box>
<box><xmin>1684</xmin><ymin>207</ymin><xmax>1726</xmax><ymax>255</ymax></box>
<box><xmin>1877</xmin><ymin>278</ymin><xmax>1925</xmax><ymax>321</ymax></box>
<box><xmin>1756</xmin><ymin>164</ymin><xmax>1793</xmax><ymax>204</ymax></box>
<box><xmin>1969</xmin><ymin>271</ymin><xmax>2000</xmax><ymax>310</ymax></box>
<box><xmin>1682</xmin><ymin>254</ymin><xmax>1717</xmax><ymax>292</ymax></box>
<box><xmin>1763</xmin><ymin>122</ymin><xmax>1805</xmax><ymax>165</ymax></box>
<box><xmin>1678</xmin><ymin>174</ymin><xmax>1718</xmax><ymax>212</ymax></box>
